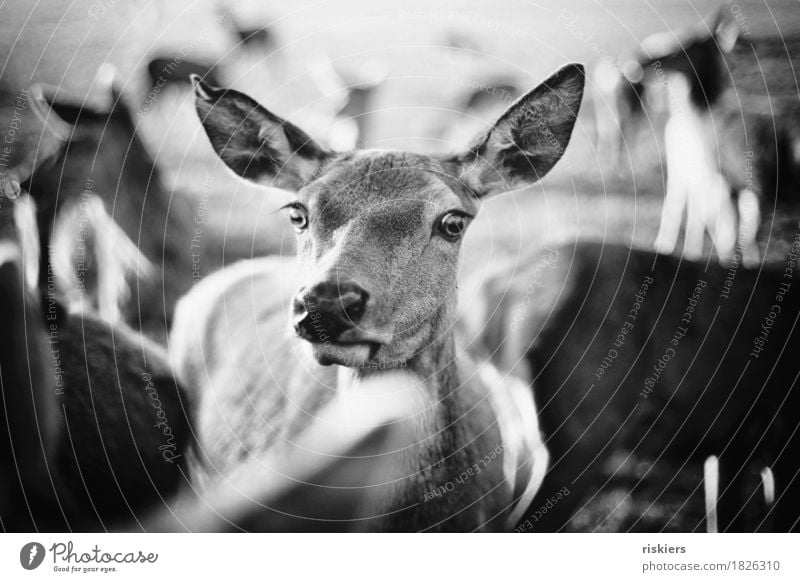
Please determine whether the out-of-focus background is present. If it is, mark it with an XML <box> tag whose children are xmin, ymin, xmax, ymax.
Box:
<box><xmin>2</xmin><ymin>0</ymin><xmax>799</xmax><ymax>532</ymax></box>
<box><xmin>2</xmin><ymin>0</ymin><xmax>797</xmax><ymax>265</ymax></box>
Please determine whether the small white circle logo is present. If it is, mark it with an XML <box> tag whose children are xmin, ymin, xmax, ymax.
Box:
<box><xmin>20</xmin><ymin>542</ymin><xmax>45</xmax><ymax>570</ymax></box>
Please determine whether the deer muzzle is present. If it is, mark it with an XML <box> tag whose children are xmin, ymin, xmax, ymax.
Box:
<box><xmin>293</xmin><ymin>280</ymin><xmax>370</xmax><ymax>344</ymax></box>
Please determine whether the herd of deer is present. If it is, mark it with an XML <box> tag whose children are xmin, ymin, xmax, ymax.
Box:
<box><xmin>594</xmin><ymin>7</ymin><xmax>800</xmax><ymax>267</ymax></box>
<box><xmin>1</xmin><ymin>5</ymin><xmax>799</xmax><ymax>533</ymax></box>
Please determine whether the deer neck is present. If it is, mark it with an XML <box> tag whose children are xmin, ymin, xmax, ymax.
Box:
<box><xmin>336</xmin><ymin>328</ymin><xmax>463</xmax><ymax>431</ymax></box>
<box><xmin>335</xmin><ymin>319</ymin><xmax>502</xmax><ymax>529</ymax></box>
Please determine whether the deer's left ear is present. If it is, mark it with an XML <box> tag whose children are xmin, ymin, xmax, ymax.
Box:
<box><xmin>449</xmin><ymin>64</ymin><xmax>584</xmax><ymax>198</ymax></box>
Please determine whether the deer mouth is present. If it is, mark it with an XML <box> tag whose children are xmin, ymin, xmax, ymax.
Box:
<box><xmin>304</xmin><ymin>328</ymin><xmax>392</xmax><ymax>366</ymax></box>
<box><xmin>292</xmin><ymin>304</ymin><xmax>393</xmax><ymax>366</ymax></box>
<box><xmin>311</xmin><ymin>340</ymin><xmax>381</xmax><ymax>367</ymax></box>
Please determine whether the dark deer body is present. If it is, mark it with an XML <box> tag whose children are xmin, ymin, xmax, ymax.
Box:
<box><xmin>471</xmin><ymin>241</ymin><xmax>800</xmax><ymax>531</ymax></box>
<box><xmin>0</xmin><ymin>245</ymin><xmax>59</xmax><ymax>527</ymax></box>
<box><xmin>0</xmin><ymin>91</ymin><xmax>194</xmax><ymax>532</ymax></box>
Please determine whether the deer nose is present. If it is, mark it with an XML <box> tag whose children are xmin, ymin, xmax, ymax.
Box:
<box><xmin>293</xmin><ymin>281</ymin><xmax>370</xmax><ymax>342</ymax></box>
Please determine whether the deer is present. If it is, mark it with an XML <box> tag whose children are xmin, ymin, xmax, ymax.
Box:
<box><xmin>305</xmin><ymin>53</ymin><xmax>387</xmax><ymax>150</ymax></box>
<box><xmin>0</xmin><ymin>85</ymin><xmax>197</xmax><ymax>532</ymax></box>
<box><xmin>590</xmin><ymin>58</ymin><xmax>648</xmax><ymax>173</ymax></box>
<box><xmin>618</xmin><ymin>7</ymin><xmax>800</xmax><ymax>267</ymax></box>
<box><xmin>463</xmin><ymin>239</ymin><xmax>800</xmax><ymax>532</ymax></box>
<box><xmin>23</xmin><ymin>76</ymin><xmax>198</xmax><ymax>341</ymax></box>
<box><xmin>216</xmin><ymin>1</ymin><xmax>280</xmax><ymax>55</ymax></box>
<box><xmin>0</xmin><ymin>102</ymin><xmax>62</xmax><ymax>530</ymax></box>
<box><xmin>167</xmin><ymin>65</ymin><xmax>587</xmax><ymax>532</ymax></box>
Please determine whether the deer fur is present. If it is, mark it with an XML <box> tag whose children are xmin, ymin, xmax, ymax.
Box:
<box><xmin>466</xmin><ymin>240</ymin><xmax>800</xmax><ymax>532</ymax></box>
<box><xmin>171</xmin><ymin>64</ymin><xmax>586</xmax><ymax>531</ymax></box>
<box><xmin>0</xmin><ymin>88</ymin><xmax>194</xmax><ymax>532</ymax></box>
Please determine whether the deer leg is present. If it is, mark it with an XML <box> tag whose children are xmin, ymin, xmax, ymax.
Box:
<box><xmin>769</xmin><ymin>435</ymin><xmax>800</xmax><ymax>532</ymax></box>
<box><xmin>703</xmin><ymin>455</ymin><xmax>719</xmax><ymax>533</ymax></box>
<box><xmin>755</xmin><ymin>467</ymin><xmax>776</xmax><ymax>532</ymax></box>
<box><xmin>656</xmin><ymin>114</ymin><xmax>692</xmax><ymax>256</ymax></box>
<box><xmin>705</xmin><ymin>173</ymin><xmax>737</xmax><ymax>266</ymax></box>
<box><xmin>654</xmin><ymin>169</ymin><xmax>688</xmax><ymax>256</ymax></box>
<box><xmin>683</xmin><ymin>191</ymin><xmax>706</xmax><ymax>261</ymax></box>
<box><xmin>761</xmin><ymin>467</ymin><xmax>776</xmax><ymax>506</ymax></box>
<box><xmin>737</xmin><ymin>188</ymin><xmax>761</xmax><ymax>267</ymax></box>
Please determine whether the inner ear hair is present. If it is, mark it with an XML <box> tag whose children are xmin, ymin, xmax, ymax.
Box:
<box><xmin>452</xmin><ymin>63</ymin><xmax>585</xmax><ymax>198</ymax></box>
<box><xmin>191</xmin><ymin>75</ymin><xmax>333</xmax><ymax>191</ymax></box>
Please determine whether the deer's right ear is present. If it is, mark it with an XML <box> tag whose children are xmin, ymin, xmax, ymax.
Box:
<box><xmin>449</xmin><ymin>64</ymin><xmax>585</xmax><ymax>198</ymax></box>
<box><xmin>192</xmin><ymin>76</ymin><xmax>333</xmax><ymax>191</ymax></box>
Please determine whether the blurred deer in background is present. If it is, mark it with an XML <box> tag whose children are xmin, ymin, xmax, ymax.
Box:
<box><xmin>435</xmin><ymin>32</ymin><xmax>522</xmax><ymax>152</ymax></box>
<box><xmin>0</xmin><ymin>88</ymin><xmax>194</xmax><ymax>531</ymax></box>
<box><xmin>0</xmin><ymin>92</ymin><xmax>63</xmax><ymax>528</ymax></box>
<box><xmin>307</xmin><ymin>53</ymin><xmax>388</xmax><ymax>150</ymax></box>
<box><xmin>217</xmin><ymin>2</ymin><xmax>280</xmax><ymax>56</ymax></box>
<box><xmin>590</xmin><ymin>58</ymin><xmax>648</xmax><ymax>172</ymax></box>
<box><xmin>463</xmin><ymin>241</ymin><xmax>800</xmax><ymax>532</ymax></box>
<box><xmin>621</xmin><ymin>7</ymin><xmax>800</xmax><ymax>266</ymax></box>
<box><xmin>170</xmin><ymin>64</ymin><xmax>587</xmax><ymax>531</ymax></box>
<box><xmin>23</xmin><ymin>74</ymin><xmax>197</xmax><ymax>341</ymax></box>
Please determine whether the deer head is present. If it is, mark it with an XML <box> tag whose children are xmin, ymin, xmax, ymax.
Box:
<box><xmin>193</xmin><ymin>64</ymin><xmax>584</xmax><ymax>370</ymax></box>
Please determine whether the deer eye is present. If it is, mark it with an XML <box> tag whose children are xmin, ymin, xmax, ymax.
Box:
<box><xmin>281</xmin><ymin>202</ymin><xmax>309</xmax><ymax>232</ymax></box>
<box><xmin>437</xmin><ymin>211</ymin><xmax>470</xmax><ymax>241</ymax></box>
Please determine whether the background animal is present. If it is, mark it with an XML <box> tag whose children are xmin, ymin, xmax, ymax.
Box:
<box><xmin>0</xmin><ymin>87</ymin><xmax>194</xmax><ymax>532</ymax></box>
<box><xmin>464</xmin><ymin>241</ymin><xmax>800</xmax><ymax>532</ymax></box>
<box><xmin>605</xmin><ymin>8</ymin><xmax>800</xmax><ymax>266</ymax></box>
<box><xmin>22</xmin><ymin>81</ymin><xmax>199</xmax><ymax>341</ymax></box>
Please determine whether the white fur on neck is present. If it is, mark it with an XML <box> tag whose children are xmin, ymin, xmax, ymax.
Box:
<box><xmin>336</xmin><ymin>366</ymin><xmax>440</xmax><ymax>436</ymax></box>
<box><xmin>480</xmin><ymin>362</ymin><xmax>549</xmax><ymax>529</ymax></box>
<box><xmin>333</xmin><ymin>366</ymin><xmax>446</xmax><ymax>523</ymax></box>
